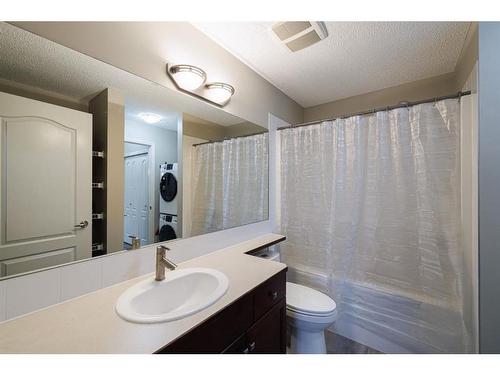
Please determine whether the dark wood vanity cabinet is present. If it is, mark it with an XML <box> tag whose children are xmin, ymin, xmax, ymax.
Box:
<box><xmin>157</xmin><ymin>269</ymin><xmax>287</xmax><ymax>354</ymax></box>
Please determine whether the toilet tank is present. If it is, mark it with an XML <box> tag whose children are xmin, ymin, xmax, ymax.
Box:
<box><xmin>250</xmin><ymin>246</ymin><xmax>281</xmax><ymax>262</ymax></box>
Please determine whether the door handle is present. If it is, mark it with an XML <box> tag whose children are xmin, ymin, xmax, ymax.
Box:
<box><xmin>74</xmin><ymin>220</ymin><xmax>89</xmax><ymax>229</ymax></box>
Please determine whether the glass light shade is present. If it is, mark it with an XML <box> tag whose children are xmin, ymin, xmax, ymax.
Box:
<box><xmin>205</xmin><ymin>83</ymin><xmax>235</xmax><ymax>104</ymax></box>
<box><xmin>169</xmin><ymin>65</ymin><xmax>206</xmax><ymax>91</ymax></box>
<box><xmin>138</xmin><ymin>112</ymin><xmax>162</xmax><ymax>124</ymax></box>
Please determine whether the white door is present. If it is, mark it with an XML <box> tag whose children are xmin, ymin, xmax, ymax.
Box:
<box><xmin>0</xmin><ymin>91</ymin><xmax>92</xmax><ymax>277</ymax></box>
<box><xmin>124</xmin><ymin>153</ymin><xmax>149</xmax><ymax>246</ymax></box>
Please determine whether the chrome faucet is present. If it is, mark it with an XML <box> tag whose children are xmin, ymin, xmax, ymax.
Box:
<box><xmin>155</xmin><ymin>245</ymin><xmax>177</xmax><ymax>281</ymax></box>
<box><xmin>129</xmin><ymin>235</ymin><xmax>141</xmax><ymax>250</ymax></box>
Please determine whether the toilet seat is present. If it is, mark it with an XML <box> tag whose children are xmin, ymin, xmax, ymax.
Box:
<box><xmin>286</xmin><ymin>306</ymin><xmax>338</xmax><ymax>325</ymax></box>
<box><xmin>286</xmin><ymin>282</ymin><xmax>337</xmax><ymax>316</ymax></box>
<box><xmin>287</xmin><ymin>306</ymin><xmax>336</xmax><ymax>317</ymax></box>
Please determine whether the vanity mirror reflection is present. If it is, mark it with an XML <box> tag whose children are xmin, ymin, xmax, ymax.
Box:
<box><xmin>0</xmin><ymin>22</ymin><xmax>269</xmax><ymax>279</ymax></box>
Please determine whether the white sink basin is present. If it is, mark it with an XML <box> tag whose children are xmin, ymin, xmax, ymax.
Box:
<box><xmin>115</xmin><ymin>268</ymin><xmax>229</xmax><ymax>324</ymax></box>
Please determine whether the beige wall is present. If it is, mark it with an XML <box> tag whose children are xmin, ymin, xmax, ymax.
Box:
<box><xmin>182</xmin><ymin>135</ymin><xmax>207</xmax><ymax>238</ymax></box>
<box><xmin>454</xmin><ymin>23</ymin><xmax>479</xmax><ymax>92</ymax></box>
<box><xmin>303</xmin><ymin>73</ymin><xmax>457</xmax><ymax>122</ymax></box>
<box><xmin>183</xmin><ymin>120</ymin><xmax>225</xmax><ymax>141</ymax></box>
<box><xmin>12</xmin><ymin>22</ymin><xmax>303</xmax><ymax>127</ymax></box>
<box><xmin>107</xmin><ymin>89</ymin><xmax>125</xmax><ymax>253</ymax></box>
<box><xmin>224</xmin><ymin>122</ymin><xmax>267</xmax><ymax>138</ymax></box>
<box><xmin>183</xmin><ymin>118</ymin><xmax>267</xmax><ymax>141</ymax></box>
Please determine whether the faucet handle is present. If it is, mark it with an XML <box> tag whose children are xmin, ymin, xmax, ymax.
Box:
<box><xmin>156</xmin><ymin>244</ymin><xmax>170</xmax><ymax>255</ymax></box>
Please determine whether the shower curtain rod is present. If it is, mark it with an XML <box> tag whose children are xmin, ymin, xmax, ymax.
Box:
<box><xmin>277</xmin><ymin>90</ymin><xmax>472</xmax><ymax>131</ymax></box>
<box><xmin>192</xmin><ymin>130</ymin><xmax>268</xmax><ymax>147</ymax></box>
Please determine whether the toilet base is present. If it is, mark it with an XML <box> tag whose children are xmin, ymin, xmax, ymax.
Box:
<box><xmin>285</xmin><ymin>282</ymin><xmax>338</xmax><ymax>354</ymax></box>
<box><xmin>288</xmin><ymin>324</ymin><xmax>327</xmax><ymax>354</ymax></box>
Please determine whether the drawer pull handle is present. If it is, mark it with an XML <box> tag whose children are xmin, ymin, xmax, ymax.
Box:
<box><xmin>269</xmin><ymin>291</ymin><xmax>278</xmax><ymax>300</ymax></box>
<box><xmin>243</xmin><ymin>341</ymin><xmax>256</xmax><ymax>354</ymax></box>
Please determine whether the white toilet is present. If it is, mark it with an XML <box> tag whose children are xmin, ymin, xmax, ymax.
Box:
<box><xmin>286</xmin><ymin>282</ymin><xmax>338</xmax><ymax>354</ymax></box>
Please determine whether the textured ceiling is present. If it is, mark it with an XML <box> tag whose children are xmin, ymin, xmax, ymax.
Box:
<box><xmin>194</xmin><ymin>22</ymin><xmax>470</xmax><ymax>107</ymax></box>
<box><xmin>0</xmin><ymin>22</ymin><xmax>246</xmax><ymax>128</ymax></box>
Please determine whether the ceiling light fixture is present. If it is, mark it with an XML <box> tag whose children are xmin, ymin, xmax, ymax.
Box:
<box><xmin>168</xmin><ymin>64</ymin><xmax>207</xmax><ymax>91</ymax></box>
<box><xmin>204</xmin><ymin>82</ymin><xmax>235</xmax><ymax>105</ymax></box>
<box><xmin>138</xmin><ymin>112</ymin><xmax>163</xmax><ymax>124</ymax></box>
<box><xmin>166</xmin><ymin>63</ymin><xmax>235</xmax><ymax>107</ymax></box>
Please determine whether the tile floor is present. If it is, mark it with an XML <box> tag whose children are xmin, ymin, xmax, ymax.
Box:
<box><xmin>326</xmin><ymin>331</ymin><xmax>381</xmax><ymax>354</ymax></box>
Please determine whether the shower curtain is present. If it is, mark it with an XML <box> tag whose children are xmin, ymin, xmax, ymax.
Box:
<box><xmin>191</xmin><ymin>133</ymin><xmax>268</xmax><ymax>235</ymax></box>
<box><xmin>280</xmin><ymin>99</ymin><xmax>471</xmax><ymax>353</ymax></box>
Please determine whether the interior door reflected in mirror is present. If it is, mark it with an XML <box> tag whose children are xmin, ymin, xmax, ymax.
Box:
<box><xmin>0</xmin><ymin>92</ymin><xmax>92</xmax><ymax>277</ymax></box>
<box><xmin>0</xmin><ymin>22</ymin><xmax>269</xmax><ymax>280</ymax></box>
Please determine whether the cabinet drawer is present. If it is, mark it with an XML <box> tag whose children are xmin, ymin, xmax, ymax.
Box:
<box><xmin>223</xmin><ymin>299</ymin><xmax>286</xmax><ymax>354</ymax></box>
<box><xmin>253</xmin><ymin>270</ymin><xmax>286</xmax><ymax>321</ymax></box>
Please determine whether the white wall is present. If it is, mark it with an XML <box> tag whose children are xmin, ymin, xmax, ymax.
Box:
<box><xmin>125</xmin><ymin>119</ymin><xmax>178</xmax><ymax>236</ymax></box>
<box><xmin>124</xmin><ymin>142</ymin><xmax>148</xmax><ymax>154</ymax></box>
<box><xmin>460</xmin><ymin>63</ymin><xmax>479</xmax><ymax>352</ymax></box>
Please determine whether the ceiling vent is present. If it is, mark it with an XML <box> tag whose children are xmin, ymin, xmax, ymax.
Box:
<box><xmin>271</xmin><ymin>21</ymin><xmax>328</xmax><ymax>52</ymax></box>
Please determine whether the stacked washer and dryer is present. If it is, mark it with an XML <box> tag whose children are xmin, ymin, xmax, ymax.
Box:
<box><xmin>159</xmin><ymin>163</ymin><xmax>179</xmax><ymax>241</ymax></box>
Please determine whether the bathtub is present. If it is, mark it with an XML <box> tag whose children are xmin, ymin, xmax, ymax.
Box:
<box><xmin>286</xmin><ymin>265</ymin><xmax>472</xmax><ymax>354</ymax></box>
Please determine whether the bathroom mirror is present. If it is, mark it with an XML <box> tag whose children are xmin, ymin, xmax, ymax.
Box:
<box><xmin>0</xmin><ymin>22</ymin><xmax>268</xmax><ymax>279</ymax></box>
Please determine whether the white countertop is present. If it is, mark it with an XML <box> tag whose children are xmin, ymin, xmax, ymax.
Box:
<box><xmin>0</xmin><ymin>233</ymin><xmax>286</xmax><ymax>353</ymax></box>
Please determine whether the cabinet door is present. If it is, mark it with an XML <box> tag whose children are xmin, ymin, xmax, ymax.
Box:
<box><xmin>157</xmin><ymin>293</ymin><xmax>253</xmax><ymax>354</ymax></box>
<box><xmin>222</xmin><ymin>333</ymin><xmax>247</xmax><ymax>354</ymax></box>
<box><xmin>246</xmin><ymin>299</ymin><xmax>286</xmax><ymax>354</ymax></box>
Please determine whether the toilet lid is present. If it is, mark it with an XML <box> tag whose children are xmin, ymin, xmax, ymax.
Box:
<box><xmin>286</xmin><ymin>282</ymin><xmax>337</xmax><ymax>316</ymax></box>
